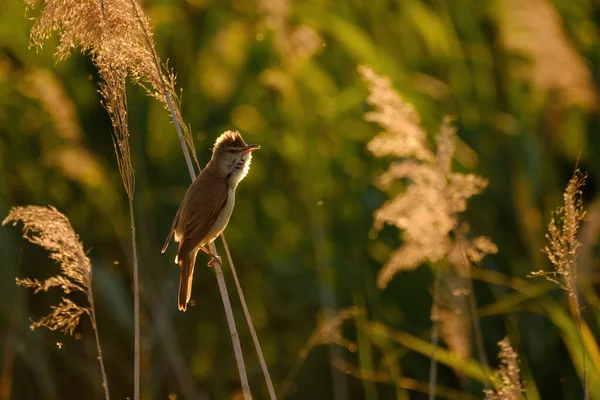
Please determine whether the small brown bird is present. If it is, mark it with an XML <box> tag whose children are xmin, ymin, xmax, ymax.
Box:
<box><xmin>162</xmin><ymin>130</ymin><xmax>260</xmax><ymax>311</ymax></box>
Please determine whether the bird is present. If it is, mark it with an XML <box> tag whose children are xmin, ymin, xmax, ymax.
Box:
<box><xmin>162</xmin><ymin>130</ymin><xmax>260</xmax><ymax>311</ymax></box>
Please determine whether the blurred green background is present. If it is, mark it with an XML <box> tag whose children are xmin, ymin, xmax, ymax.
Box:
<box><xmin>1</xmin><ymin>0</ymin><xmax>600</xmax><ymax>399</ymax></box>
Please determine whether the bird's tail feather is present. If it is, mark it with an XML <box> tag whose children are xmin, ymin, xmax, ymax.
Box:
<box><xmin>178</xmin><ymin>249</ymin><xmax>197</xmax><ymax>311</ymax></box>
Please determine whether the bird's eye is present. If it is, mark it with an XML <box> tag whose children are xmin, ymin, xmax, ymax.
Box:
<box><xmin>229</xmin><ymin>149</ymin><xmax>235</xmax><ymax>154</ymax></box>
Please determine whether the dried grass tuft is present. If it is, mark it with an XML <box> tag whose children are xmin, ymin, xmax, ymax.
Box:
<box><xmin>484</xmin><ymin>337</ymin><xmax>524</xmax><ymax>400</ymax></box>
<box><xmin>530</xmin><ymin>168</ymin><xmax>588</xmax><ymax>399</ymax></box>
<box><xmin>531</xmin><ymin>169</ymin><xmax>586</xmax><ymax>295</ymax></box>
<box><xmin>498</xmin><ymin>0</ymin><xmax>596</xmax><ymax>109</ymax></box>
<box><xmin>25</xmin><ymin>0</ymin><xmax>199</xmax><ymax>170</ymax></box>
<box><xmin>3</xmin><ymin>205</ymin><xmax>110</xmax><ymax>399</ymax></box>
<box><xmin>359</xmin><ymin>66</ymin><xmax>496</xmax><ymax>289</ymax></box>
<box><xmin>4</xmin><ymin>206</ymin><xmax>92</xmax><ymax>334</ymax></box>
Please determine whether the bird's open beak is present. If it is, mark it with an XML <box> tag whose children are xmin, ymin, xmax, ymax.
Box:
<box><xmin>240</xmin><ymin>144</ymin><xmax>260</xmax><ymax>154</ymax></box>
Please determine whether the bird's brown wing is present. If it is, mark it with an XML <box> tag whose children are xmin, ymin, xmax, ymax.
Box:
<box><xmin>161</xmin><ymin>200</ymin><xmax>184</xmax><ymax>253</ymax></box>
<box><xmin>176</xmin><ymin>173</ymin><xmax>229</xmax><ymax>261</ymax></box>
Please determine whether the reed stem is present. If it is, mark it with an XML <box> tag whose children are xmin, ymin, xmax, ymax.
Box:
<box><xmin>222</xmin><ymin>234</ymin><xmax>277</xmax><ymax>400</ymax></box>
<box><xmin>428</xmin><ymin>266</ymin><xmax>441</xmax><ymax>400</ymax></box>
<box><xmin>129</xmin><ymin>200</ymin><xmax>140</xmax><ymax>400</ymax></box>
<box><xmin>88</xmin><ymin>288</ymin><xmax>111</xmax><ymax>400</ymax></box>
<box><xmin>126</xmin><ymin>2</ymin><xmax>251</xmax><ymax>397</ymax></box>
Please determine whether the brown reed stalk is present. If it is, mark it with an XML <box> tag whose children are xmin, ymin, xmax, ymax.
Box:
<box><xmin>222</xmin><ymin>234</ymin><xmax>278</xmax><ymax>400</ymax></box>
<box><xmin>530</xmin><ymin>169</ymin><xmax>588</xmax><ymax>399</ymax></box>
<box><xmin>99</xmin><ymin>66</ymin><xmax>140</xmax><ymax>400</ymax></box>
<box><xmin>3</xmin><ymin>206</ymin><xmax>110</xmax><ymax>400</ymax></box>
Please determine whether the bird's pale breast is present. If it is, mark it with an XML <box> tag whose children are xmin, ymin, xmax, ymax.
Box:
<box><xmin>200</xmin><ymin>188</ymin><xmax>235</xmax><ymax>246</ymax></box>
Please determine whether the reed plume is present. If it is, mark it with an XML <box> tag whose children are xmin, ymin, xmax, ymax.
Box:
<box><xmin>532</xmin><ymin>170</ymin><xmax>586</xmax><ymax>292</ymax></box>
<box><xmin>530</xmin><ymin>169</ymin><xmax>588</xmax><ymax>399</ymax></box>
<box><xmin>3</xmin><ymin>206</ymin><xmax>110</xmax><ymax>400</ymax></box>
<box><xmin>359</xmin><ymin>65</ymin><xmax>497</xmax><ymax>398</ymax></box>
<box><xmin>484</xmin><ymin>337</ymin><xmax>524</xmax><ymax>400</ymax></box>
<box><xmin>359</xmin><ymin>66</ymin><xmax>496</xmax><ymax>288</ymax></box>
<box><xmin>25</xmin><ymin>0</ymin><xmax>199</xmax><ymax>171</ymax></box>
<box><xmin>498</xmin><ymin>0</ymin><xmax>596</xmax><ymax>110</ymax></box>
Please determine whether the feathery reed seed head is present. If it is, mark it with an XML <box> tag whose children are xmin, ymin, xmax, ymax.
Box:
<box><xmin>484</xmin><ymin>337</ymin><xmax>524</xmax><ymax>400</ymax></box>
<box><xmin>26</xmin><ymin>0</ymin><xmax>199</xmax><ymax>169</ymax></box>
<box><xmin>359</xmin><ymin>66</ymin><xmax>496</xmax><ymax>289</ymax></box>
<box><xmin>498</xmin><ymin>0</ymin><xmax>596</xmax><ymax>109</ymax></box>
<box><xmin>531</xmin><ymin>169</ymin><xmax>586</xmax><ymax>297</ymax></box>
<box><xmin>3</xmin><ymin>206</ymin><xmax>93</xmax><ymax>335</ymax></box>
<box><xmin>304</xmin><ymin>307</ymin><xmax>363</xmax><ymax>356</ymax></box>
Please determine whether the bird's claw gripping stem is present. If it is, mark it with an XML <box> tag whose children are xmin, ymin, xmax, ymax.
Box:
<box><xmin>207</xmin><ymin>254</ymin><xmax>222</xmax><ymax>268</ymax></box>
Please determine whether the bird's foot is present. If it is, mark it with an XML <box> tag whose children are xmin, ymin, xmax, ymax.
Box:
<box><xmin>207</xmin><ymin>255</ymin><xmax>222</xmax><ymax>268</ymax></box>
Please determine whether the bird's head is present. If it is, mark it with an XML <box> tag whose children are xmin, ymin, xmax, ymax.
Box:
<box><xmin>211</xmin><ymin>130</ymin><xmax>260</xmax><ymax>186</ymax></box>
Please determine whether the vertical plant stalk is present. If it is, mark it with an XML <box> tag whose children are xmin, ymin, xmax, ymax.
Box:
<box><xmin>569</xmin><ymin>195</ymin><xmax>587</xmax><ymax>400</ymax></box>
<box><xmin>455</xmin><ymin>239</ymin><xmax>490</xmax><ymax>389</ymax></box>
<box><xmin>113</xmin><ymin>127</ymin><xmax>140</xmax><ymax>400</ymax></box>
<box><xmin>531</xmin><ymin>169</ymin><xmax>588</xmax><ymax>399</ymax></box>
<box><xmin>96</xmin><ymin>2</ymin><xmax>140</xmax><ymax>397</ymax></box>
<box><xmin>428</xmin><ymin>266</ymin><xmax>442</xmax><ymax>400</ymax></box>
<box><xmin>101</xmin><ymin>64</ymin><xmax>139</xmax><ymax>398</ymax></box>
<box><xmin>222</xmin><ymin>234</ymin><xmax>277</xmax><ymax>400</ymax></box>
<box><xmin>130</xmin><ymin>200</ymin><xmax>140</xmax><ymax>400</ymax></box>
<box><xmin>565</xmin><ymin>173</ymin><xmax>587</xmax><ymax>400</ymax></box>
<box><xmin>213</xmin><ymin>250</ymin><xmax>252</xmax><ymax>398</ymax></box>
<box><xmin>126</xmin><ymin>2</ymin><xmax>250</xmax><ymax>396</ymax></box>
<box><xmin>466</xmin><ymin>275</ymin><xmax>489</xmax><ymax>387</ymax></box>
<box><xmin>89</xmin><ymin>287</ymin><xmax>111</xmax><ymax>400</ymax></box>
<box><xmin>573</xmin><ymin>286</ymin><xmax>587</xmax><ymax>400</ymax></box>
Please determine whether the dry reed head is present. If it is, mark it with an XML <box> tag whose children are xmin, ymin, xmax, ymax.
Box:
<box><xmin>99</xmin><ymin>66</ymin><xmax>134</xmax><ymax>199</ymax></box>
<box><xmin>498</xmin><ymin>0</ymin><xmax>596</xmax><ymax>109</ymax></box>
<box><xmin>484</xmin><ymin>337</ymin><xmax>524</xmax><ymax>400</ymax></box>
<box><xmin>359</xmin><ymin>65</ymin><xmax>433</xmax><ymax>162</ymax></box>
<box><xmin>26</xmin><ymin>0</ymin><xmax>198</xmax><ymax>168</ymax></box>
<box><xmin>259</xmin><ymin>0</ymin><xmax>323</xmax><ymax>71</ymax></box>
<box><xmin>359</xmin><ymin>66</ymin><xmax>497</xmax><ymax>289</ymax></box>
<box><xmin>302</xmin><ymin>307</ymin><xmax>363</xmax><ymax>357</ymax></box>
<box><xmin>2</xmin><ymin>206</ymin><xmax>93</xmax><ymax>335</ymax></box>
<box><xmin>28</xmin><ymin>0</ymin><xmax>156</xmax><ymax>85</ymax></box>
<box><xmin>531</xmin><ymin>169</ymin><xmax>586</xmax><ymax>297</ymax></box>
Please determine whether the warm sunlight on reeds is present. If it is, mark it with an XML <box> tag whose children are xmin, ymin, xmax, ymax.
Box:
<box><xmin>3</xmin><ymin>0</ymin><xmax>600</xmax><ymax>398</ymax></box>
<box><xmin>359</xmin><ymin>66</ymin><xmax>497</xmax><ymax>289</ymax></box>
<box><xmin>484</xmin><ymin>337</ymin><xmax>524</xmax><ymax>400</ymax></box>
<box><xmin>2</xmin><ymin>206</ymin><xmax>110</xmax><ymax>400</ymax></box>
